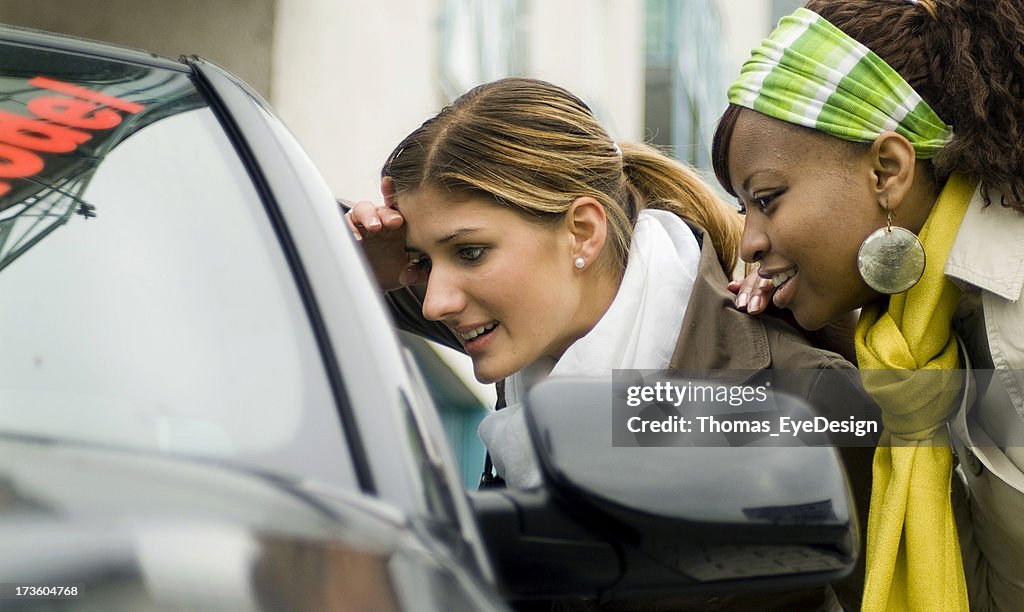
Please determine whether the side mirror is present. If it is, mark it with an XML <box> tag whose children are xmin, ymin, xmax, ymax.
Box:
<box><xmin>471</xmin><ymin>377</ymin><xmax>857</xmax><ymax>604</ymax></box>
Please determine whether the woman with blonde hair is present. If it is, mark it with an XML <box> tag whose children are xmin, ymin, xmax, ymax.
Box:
<box><xmin>349</xmin><ymin>76</ymin><xmax>878</xmax><ymax>609</ymax></box>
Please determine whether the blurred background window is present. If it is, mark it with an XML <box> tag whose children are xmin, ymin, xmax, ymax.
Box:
<box><xmin>438</xmin><ymin>0</ymin><xmax>525</xmax><ymax>102</ymax></box>
<box><xmin>644</xmin><ymin>0</ymin><xmax>724</xmax><ymax>169</ymax></box>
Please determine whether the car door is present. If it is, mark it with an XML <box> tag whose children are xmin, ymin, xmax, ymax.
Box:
<box><xmin>0</xmin><ymin>25</ymin><xmax>506</xmax><ymax>611</ymax></box>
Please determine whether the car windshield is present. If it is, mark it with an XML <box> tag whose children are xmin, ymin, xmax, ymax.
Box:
<box><xmin>0</xmin><ymin>44</ymin><xmax>354</xmax><ymax>489</ymax></box>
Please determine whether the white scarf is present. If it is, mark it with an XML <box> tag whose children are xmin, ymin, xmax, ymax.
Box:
<box><xmin>478</xmin><ymin>209</ymin><xmax>701</xmax><ymax>487</ymax></box>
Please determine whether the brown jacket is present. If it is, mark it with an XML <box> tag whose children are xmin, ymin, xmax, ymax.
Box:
<box><xmin>672</xmin><ymin>225</ymin><xmax>874</xmax><ymax>414</ymax></box>
<box><xmin>656</xmin><ymin>225</ymin><xmax>877</xmax><ymax>611</ymax></box>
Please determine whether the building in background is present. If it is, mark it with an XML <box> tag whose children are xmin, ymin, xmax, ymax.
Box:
<box><xmin>0</xmin><ymin>1</ymin><xmax>798</xmax><ymax>201</ymax></box>
<box><xmin>0</xmin><ymin>0</ymin><xmax>797</xmax><ymax>484</ymax></box>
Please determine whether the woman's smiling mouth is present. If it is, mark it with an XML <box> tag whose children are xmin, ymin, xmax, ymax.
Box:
<box><xmin>771</xmin><ymin>268</ymin><xmax>796</xmax><ymax>288</ymax></box>
<box><xmin>459</xmin><ymin>322</ymin><xmax>498</xmax><ymax>342</ymax></box>
<box><xmin>758</xmin><ymin>267</ymin><xmax>798</xmax><ymax>309</ymax></box>
<box><xmin>457</xmin><ymin>322</ymin><xmax>500</xmax><ymax>355</ymax></box>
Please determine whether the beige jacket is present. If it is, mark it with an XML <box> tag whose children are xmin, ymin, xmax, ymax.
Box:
<box><xmin>947</xmin><ymin>186</ymin><xmax>1024</xmax><ymax>417</ymax></box>
<box><xmin>946</xmin><ymin>187</ymin><xmax>1024</xmax><ymax>609</ymax></box>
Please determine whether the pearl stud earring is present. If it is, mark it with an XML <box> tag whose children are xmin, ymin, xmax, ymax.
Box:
<box><xmin>574</xmin><ymin>256</ymin><xmax>585</xmax><ymax>269</ymax></box>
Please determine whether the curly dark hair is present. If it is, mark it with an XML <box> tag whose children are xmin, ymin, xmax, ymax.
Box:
<box><xmin>713</xmin><ymin>0</ymin><xmax>1024</xmax><ymax>210</ymax></box>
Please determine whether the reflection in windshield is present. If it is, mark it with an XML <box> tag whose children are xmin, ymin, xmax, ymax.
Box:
<box><xmin>0</xmin><ymin>67</ymin><xmax>201</xmax><ymax>272</ymax></box>
<box><xmin>0</xmin><ymin>94</ymin><xmax>352</xmax><ymax>489</ymax></box>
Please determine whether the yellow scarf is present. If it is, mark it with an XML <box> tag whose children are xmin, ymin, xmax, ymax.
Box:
<box><xmin>855</xmin><ymin>173</ymin><xmax>977</xmax><ymax>611</ymax></box>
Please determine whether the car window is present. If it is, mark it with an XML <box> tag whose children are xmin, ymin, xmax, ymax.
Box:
<box><xmin>0</xmin><ymin>47</ymin><xmax>356</xmax><ymax>490</ymax></box>
<box><xmin>400</xmin><ymin>334</ymin><xmax>491</xmax><ymax>489</ymax></box>
<box><xmin>191</xmin><ymin>59</ymin><xmax>490</xmax><ymax>556</ymax></box>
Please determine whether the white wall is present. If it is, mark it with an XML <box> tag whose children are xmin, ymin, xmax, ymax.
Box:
<box><xmin>524</xmin><ymin>0</ymin><xmax>645</xmax><ymax>143</ymax></box>
<box><xmin>271</xmin><ymin>0</ymin><xmax>646</xmax><ymax>204</ymax></box>
<box><xmin>271</xmin><ymin>0</ymin><xmax>444</xmax><ymax>204</ymax></box>
<box><xmin>717</xmin><ymin>0</ymin><xmax>773</xmax><ymax>91</ymax></box>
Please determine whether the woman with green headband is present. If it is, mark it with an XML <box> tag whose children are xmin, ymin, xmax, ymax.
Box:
<box><xmin>712</xmin><ymin>0</ymin><xmax>1024</xmax><ymax>609</ymax></box>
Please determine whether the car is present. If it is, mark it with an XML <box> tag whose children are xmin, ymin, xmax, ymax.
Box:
<box><xmin>0</xmin><ymin>22</ymin><xmax>858</xmax><ymax>611</ymax></box>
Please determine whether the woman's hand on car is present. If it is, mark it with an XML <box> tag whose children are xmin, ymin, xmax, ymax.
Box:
<box><xmin>342</xmin><ymin>178</ymin><xmax>426</xmax><ymax>291</ymax></box>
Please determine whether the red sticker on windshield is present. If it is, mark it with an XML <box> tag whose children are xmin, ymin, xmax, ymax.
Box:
<box><xmin>0</xmin><ymin>77</ymin><xmax>145</xmax><ymax>199</ymax></box>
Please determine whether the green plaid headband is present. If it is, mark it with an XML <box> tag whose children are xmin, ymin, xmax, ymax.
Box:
<box><xmin>728</xmin><ymin>7</ymin><xmax>951</xmax><ymax>158</ymax></box>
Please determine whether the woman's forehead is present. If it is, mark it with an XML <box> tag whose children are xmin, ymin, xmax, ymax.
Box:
<box><xmin>728</xmin><ymin>111</ymin><xmax>853</xmax><ymax>179</ymax></box>
<box><xmin>402</xmin><ymin>191</ymin><xmax>521</xmax><ymax>232</ymax></box>
<box><xmin>727</xmin><ymin>113</ymin><xmax>803</xmax><ymax>182</ymax></box>
<box><xmin>732</xmin><ymin>110</ymin><xmax>817</xmax><ymax>148</ymax></box>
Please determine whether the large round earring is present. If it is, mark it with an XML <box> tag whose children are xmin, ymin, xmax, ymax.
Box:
<box><xmin>574</xmin><ymin>256</ymin><xmax>586</xmax><ymax>269</ymax></box>
<box><xmin>857</xmin><ymin>210</ymin><xmax>926</xmax><ymax>294</ymax></box>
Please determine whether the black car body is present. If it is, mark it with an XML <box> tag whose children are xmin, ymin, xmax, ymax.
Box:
<box><xmin>0</xmin><ymin>23</ymin><xmax>858</xmax><ymax>611</ymax></box>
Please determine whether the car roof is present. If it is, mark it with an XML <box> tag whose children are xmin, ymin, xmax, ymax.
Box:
<box><xmin>0</xmin><ymin>20</ymin><xmax>187</xmax><ymax>72</ymax></box>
